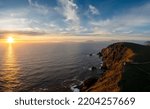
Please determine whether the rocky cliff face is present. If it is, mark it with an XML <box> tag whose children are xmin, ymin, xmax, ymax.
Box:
<box><xmin>84</xmin><ymin>42</ymin><xmax>150</xmax><ymax>92</ymax></box>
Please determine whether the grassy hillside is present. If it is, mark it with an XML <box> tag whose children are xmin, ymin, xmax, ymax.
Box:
<box><xmin>84</xmin><ymin>42</ymin><xmax>150</xmax><ymax>92</ymax></box>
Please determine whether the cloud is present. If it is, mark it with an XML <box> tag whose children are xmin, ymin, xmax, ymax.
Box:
<box><xmin>0</xmin><ymin>30</ymin><xmax>47</xmax><ymax>36</ymax></box>
<box><xmin>0</xmin><ymin>0</ymin><xmax>81</xmax><ymax>36</ymax></box>
<box><xmin>89</xmin><ymin>3</ymin><xmax>150</xmax><ymax>36</ymax></box>
<box><xmin>0</xmin><ymin>7</ymin><xmax>67</xmax><ymax>36</ymax></box>
<box><xmin>28</xmin><ymin>0</ymin><xmax>49</xmax><ymax>14</ymax></box>
<box><xmin>58</xmin><ymin>0</ymin><xmax>79</xmax><ymax>23</ymax></box>
<box><xmin>1</xmin><ymin>0</ymin><xmax>149</xmax><ymax>39</ymax></box>
<box><xmin>89</xmin><ymin>5</ymin><xmax>99</xmax><ymax>15</ymax></box>
<box><xmin>56</xmin><ymin>0</ymin><xmax>81</xmax><ymax>34</ymax></box>
<box><xmin>0</xmin><ymin>8</ymin><xmax>33</xmax><ymax>32</ymax></box>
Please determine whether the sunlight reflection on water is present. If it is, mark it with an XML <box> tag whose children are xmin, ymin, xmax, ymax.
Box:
<box><xmin>0</xmin><ymin>44</ymin><xmax>21</xmax><ymax>91</ymax></box>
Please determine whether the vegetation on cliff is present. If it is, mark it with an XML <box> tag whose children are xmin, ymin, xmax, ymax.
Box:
<box><xmin>84</xmin><ymin>42</ymin><xmax>150</xmax><ymax>92</ymax></box>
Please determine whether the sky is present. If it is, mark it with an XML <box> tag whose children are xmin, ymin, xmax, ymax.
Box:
<box><xmin>0</xmin><ymin>0</ymin><xmax>150</xmax><ymax>41</ymax></box>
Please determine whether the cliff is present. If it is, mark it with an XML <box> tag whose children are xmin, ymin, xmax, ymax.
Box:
<box><xmin>83</xmin><ymin>42</ymin><xmax>150</xmax><ymax>92</ymax></box>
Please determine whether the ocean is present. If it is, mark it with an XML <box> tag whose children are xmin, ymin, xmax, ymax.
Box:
<box><xmin>0</xmin><ymin>41</ymin><xmax>112</xmax><ymax>92</ymax></box>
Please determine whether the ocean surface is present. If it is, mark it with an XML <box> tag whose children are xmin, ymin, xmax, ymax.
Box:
<box><xmin>0</xmin><ymin>41</ymin><xmax>119</xmax><ymax>91</ymax></box>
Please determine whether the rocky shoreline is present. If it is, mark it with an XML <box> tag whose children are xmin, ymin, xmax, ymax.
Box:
<box><xmin>81</xmin><ymin>42</ymin><xmax>150</xmax><ymax>92</ymax></box>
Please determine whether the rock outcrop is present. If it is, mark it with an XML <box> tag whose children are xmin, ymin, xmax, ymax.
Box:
<box><xmin>83</xmin><ymin>42</ymin><xmax>150</xmax><ymax>92</ymax></box>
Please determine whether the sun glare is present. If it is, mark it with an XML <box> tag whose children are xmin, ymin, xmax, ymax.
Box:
<box><xmin>7</xmin><ymin>37</ymin><xmax>14</xmax><ymax>44</ymax></box>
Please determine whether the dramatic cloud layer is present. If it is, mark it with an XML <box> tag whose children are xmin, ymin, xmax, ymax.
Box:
<box><xmin>0</xmin><ymin>0</ymin><xmax>150</xmax><ymax>40</ymax></box>
<box><xmin>90</xmin><ymin>3</ymin><xmax>150</xmax><ymax>36</ymax></box>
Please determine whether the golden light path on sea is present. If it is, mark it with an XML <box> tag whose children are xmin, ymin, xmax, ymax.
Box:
<box><xmin>1</xmin><ymin>44</ymin><xmax>21</xmax><ymax>91</ymax></box>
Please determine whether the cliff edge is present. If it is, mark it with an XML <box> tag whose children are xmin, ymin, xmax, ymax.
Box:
<box><xmin>84</xmin><ymin>42</ymin><xmax>150</xmax><ymax>92</ymax></box>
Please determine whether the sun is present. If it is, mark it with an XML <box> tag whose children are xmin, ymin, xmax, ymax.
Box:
<box><xmin>7</xmin><ymin>37</ymin><xmax>14</xmax><ymax>44</ymax></box>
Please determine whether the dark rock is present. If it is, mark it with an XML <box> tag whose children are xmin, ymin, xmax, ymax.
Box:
<box><xmin>91</xmin><ymin>66</ymin><xmax>97</xmax><ymax>71</ymax></box>
<box><xmin>81</xmin><ymin>77</ymin><xmax>98</xmax><ymax>91</ymax></box>
<box><xmin>89</xmin><ymin>53</ymin><xmax>93</xmax><ymax>56</ymax></box>
<box><xmin>100</xmin><ymin>64</ymin><xmax>107</xmax><ymax>71</ymax></box>
<box><xmin>97</xmin><ymin>52</ymin><xmax>102</xmax><ymax>57</ymax></box>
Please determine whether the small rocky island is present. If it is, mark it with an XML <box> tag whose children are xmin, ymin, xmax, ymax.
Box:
<box><xmin>81</xmin><ymin>42</ymin><xmax>150</xmax><ymax>92</ymax></box>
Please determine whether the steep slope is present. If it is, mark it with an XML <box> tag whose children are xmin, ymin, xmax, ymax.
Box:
<box><xmin>85</xmin><ymin>42</ymin><xmax>150</xmax><ymax>92</ymax></box>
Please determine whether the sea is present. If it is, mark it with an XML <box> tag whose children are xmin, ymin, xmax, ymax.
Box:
<box><xmin>0</xmin><ymin>41</ymin><xmax>144</xmax><ymax>92</ymax></box>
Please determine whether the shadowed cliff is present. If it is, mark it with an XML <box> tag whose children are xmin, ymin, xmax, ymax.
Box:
<box><xmin>82</xmin><ymin>42</ymin><xmax>150</xmax><ymax>92</ymax></box>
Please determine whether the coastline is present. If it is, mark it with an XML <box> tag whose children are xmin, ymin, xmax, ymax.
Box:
<box><xmin>81</xmin><ymin>42</ymin><xmax>150</xmax><ymax>92</ymax></box>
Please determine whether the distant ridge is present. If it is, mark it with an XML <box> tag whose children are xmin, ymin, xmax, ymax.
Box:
<box><xmin>145</xmin><ymin>41</ymin><xmax>150</xmax><ymax>45</ymax></box>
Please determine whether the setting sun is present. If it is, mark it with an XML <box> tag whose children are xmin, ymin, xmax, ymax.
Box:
<box><xmin>7</xmin><ymin>37</ymin><xmax>14</xmax><ymax>44</ymax></box>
